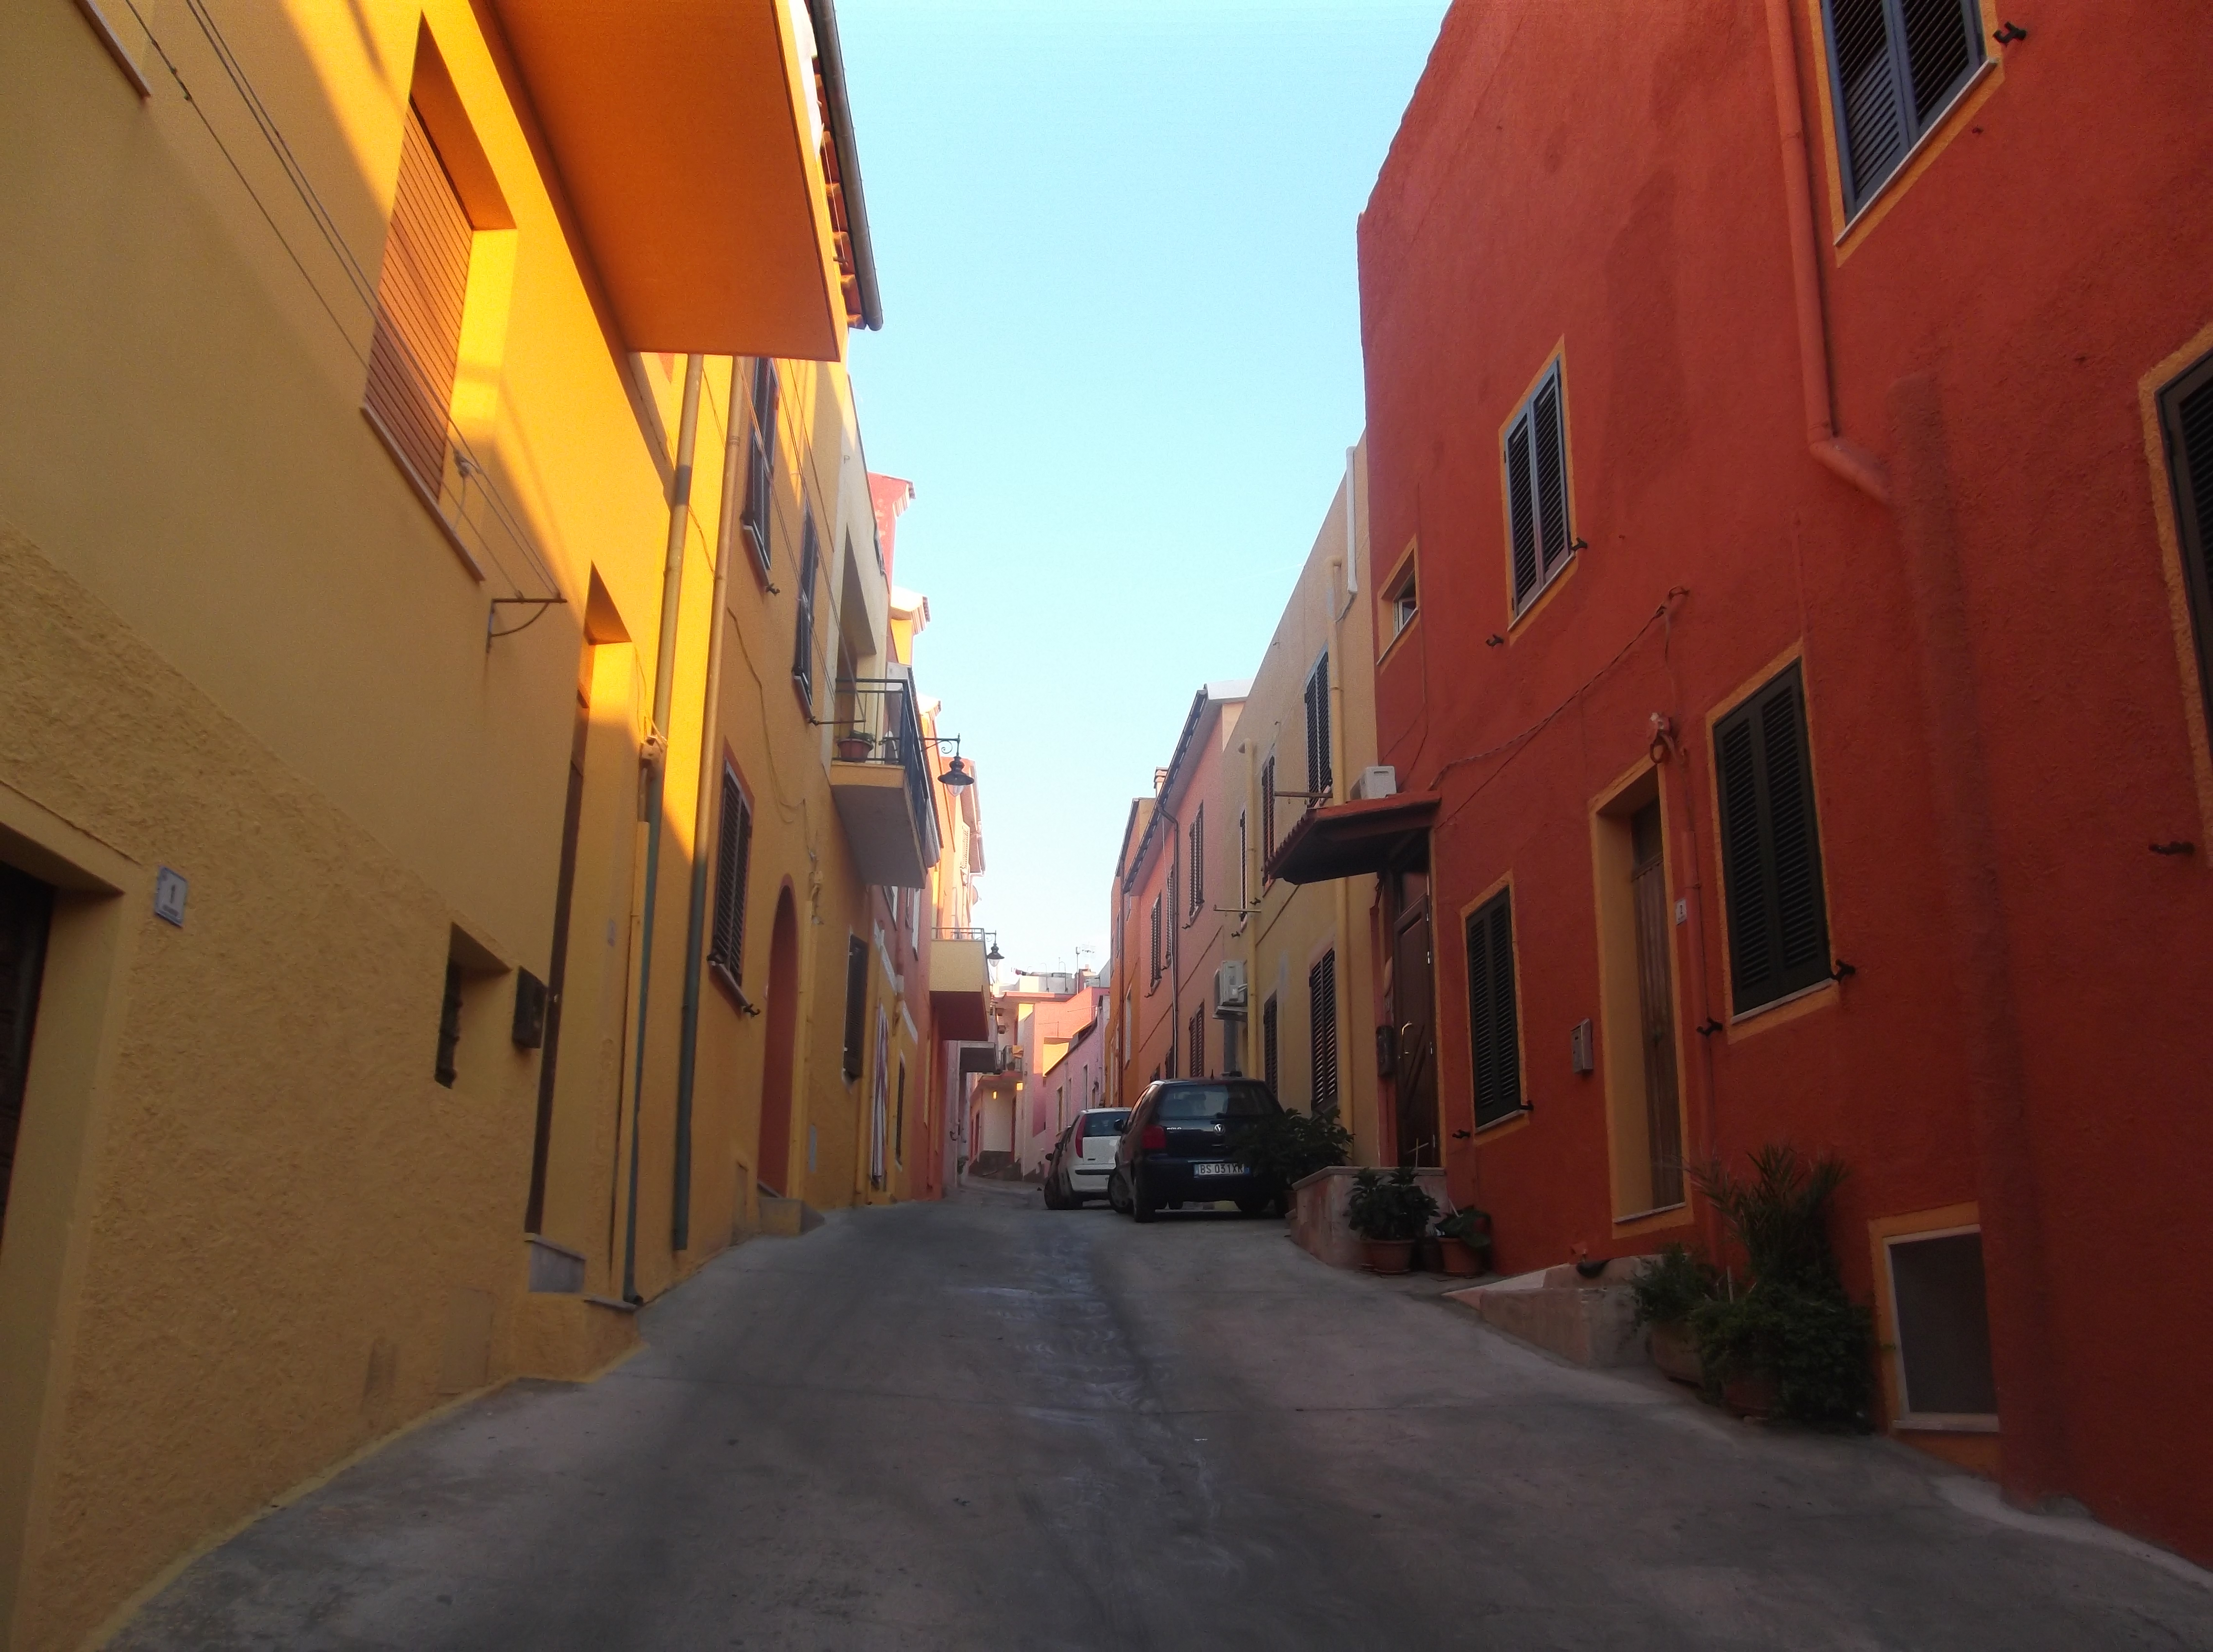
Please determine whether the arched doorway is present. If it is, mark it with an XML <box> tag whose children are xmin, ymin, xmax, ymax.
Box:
<box><xmin>756</xmin><ymin>887</ymin><xmax>800</xmax><ymax>1196</ymax></box>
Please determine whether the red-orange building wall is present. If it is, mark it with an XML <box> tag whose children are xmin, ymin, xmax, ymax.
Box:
<box><xmin>1359</xmin><ymin>0</ymin><xmax>2213</xmax><ymax>1564</ymax></box>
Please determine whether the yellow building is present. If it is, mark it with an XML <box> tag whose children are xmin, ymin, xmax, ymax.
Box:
<box><xmin>0</xmin><ymin>3</ymin><xmax>952</xmax><ymax>1647</ymax></box>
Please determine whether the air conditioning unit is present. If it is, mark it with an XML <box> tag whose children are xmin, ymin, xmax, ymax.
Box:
<box><xmin>1213</xmin><ymin>960</ymin><xmax>1249</xmax><ymax>1013</ymax></box>
<box><xmin>1350</xmin><ymin>765</ymin><xmax>1397</xmax><ymax>801</ymax></box>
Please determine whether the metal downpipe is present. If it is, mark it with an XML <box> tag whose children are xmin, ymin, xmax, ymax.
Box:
<box><xmin>622</xmin><ymin>353</ymin><xmax>705</xmax><ymax>1302</ymax></box>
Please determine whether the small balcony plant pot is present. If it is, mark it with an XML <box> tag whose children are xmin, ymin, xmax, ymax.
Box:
<box><xmin>1648</xmin><ymin>1322</ymin><xmax>1702</xmax><ymax>1385</ymax></box>
<box><xmin>836</xmin><ymin>735</ymin><xmax>873</xmax><ymax>762</ymax></box>
<box><xmin>1436</xmin><ymin>1236</ymin><xmax>1485</xmax><ymax>1277</ymax></box>
<box><xmin>1363</xmin><ymin>1238</ymin><xmax>1415</xmax><ymax>1275</ymax></box>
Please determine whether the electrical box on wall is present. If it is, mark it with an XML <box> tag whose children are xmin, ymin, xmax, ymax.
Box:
<box><xmin>1570</xmin><ymin>1019</ymin><xmax>1594</xmax><ymax>1074</ymax></box>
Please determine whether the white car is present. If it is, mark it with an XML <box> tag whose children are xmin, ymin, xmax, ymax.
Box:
<box><xmin>1043</xmin><ymin>1108</ymin><xmax>1131</xmax><ymax>1208</ymax></box>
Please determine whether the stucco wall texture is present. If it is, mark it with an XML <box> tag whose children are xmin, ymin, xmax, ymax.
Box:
<box><xmin>1359</xmin><ymin>0</ymin><xmax>2213</xmax><ymax>1566</ymax></box>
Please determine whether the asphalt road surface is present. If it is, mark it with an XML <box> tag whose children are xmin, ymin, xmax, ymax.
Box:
<box><xmin>116</xmin><ymin>1190</ymin><xmax>2213</xmax><ymax>1650</ymax></box>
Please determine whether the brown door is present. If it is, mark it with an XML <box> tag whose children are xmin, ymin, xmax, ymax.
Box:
<box><xmin>1393</xmin><ymin>881</ymin><xmax>1439</xmax><ymax>1168</ymax></box>
<box><xmin>0</xmin><ymin>862</ymin><xmax>56</xmax><ymax>1249</ymax></box>
<box><xmin>1629</xmin><ymin>802</ymin><xmax>1684</xmax><ymax>1207</ymax></box>
<box><xmin>756</xmin><ymin>889</ymin><xmax>801</xmax><ymax>1196</ymax></box>
<box><xmin>524</xmin><ymin>680</ymin><xmax>591</xmax><ymax>1232</ymax></box>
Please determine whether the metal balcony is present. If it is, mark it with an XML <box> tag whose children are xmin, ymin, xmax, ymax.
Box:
<box><xmin>828</xmin><ymin>676</ymin><xmax>942</xmax><ymax>888</ymax></box>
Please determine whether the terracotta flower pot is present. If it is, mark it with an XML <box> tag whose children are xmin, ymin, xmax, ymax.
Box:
<box><xmin>1648</xmin><ymin>1321</ymin><xmax>1702</xmax><ymax>1385</ymax></box>
<box><xmin>1414</xmin><ymin>1235</ymin><xmax>1444</xmax><ymax>1273</ymax></box>
<box><xmin>1722</xmin><ymin>1371</ymin><xmax>1777</xmax><ymax>1418</ymax></box>
<box><xmin>1437</xmin><ymin>1236</ymin><xmax>1485</xmax><ymax>1277</ymax></box>
<box><xmin>836</xmin><ymin>736</ymin><xmax>873</xmax><ymax>761</ymax></box>
<box><xmin>1362</xmin><ymin>1238</ymin><xmax>1416</xmax><ymax>1275</ymax></box>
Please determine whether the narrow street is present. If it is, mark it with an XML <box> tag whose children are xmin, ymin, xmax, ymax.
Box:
<box><xmin>117</xmin><ymin>1203</ymin><xmax>2212</xmax><ymax>1652</ymax></box>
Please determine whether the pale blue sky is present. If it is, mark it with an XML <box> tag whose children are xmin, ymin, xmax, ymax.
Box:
<box><xmin>839</xmin><ymin>0</ymin><xmax>1450</xmax><ymax>975</ymax></box>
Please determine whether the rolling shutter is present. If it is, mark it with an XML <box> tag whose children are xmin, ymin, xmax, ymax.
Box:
<box><xmin>366</xmin><ymin>103</ymin><xmax>472</xmax><ymax>491</ymax></box>
<box><xmin>1714</xmin><ymin>663</ymin><xmax>1833</xmax><ymax>1013</ymax></box>
<box><xmin>2157</xmin><ymin>356</ymin><xmax>2213</xmax><ymax>735</ymax></box>
<box><xmin>1308</xmin><ymin>948</ymin><xmax>1339</xmax><ymax>1115</ymax></box>
<box><xmin>1465</xmin><ymin>890</ymin><xmax>1521</xmax><ymax>1127</ymax></box>
<box><xmin>709</xmin><ymin>769</ymin><xmax>752</xmax><ymax>984</ymax></box>
<box><xmin>1822</xmin><ymin>0</ymin><xmax>1984</xmax><ymax>213</ymax></box>
<box><xmin>1506</xmin><ymin>365</ymin><xmax>1572</xmax><ymax>611</ymax></box>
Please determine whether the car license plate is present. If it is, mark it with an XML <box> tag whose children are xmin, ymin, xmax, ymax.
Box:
<box><xmin>1193</xmin><ymin>1161</ymin><xmax>1243</xmax><ymax>1177</ymax></box>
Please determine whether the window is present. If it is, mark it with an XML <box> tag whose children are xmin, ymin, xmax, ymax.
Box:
<box><xmin>1261</xmin><ymin>993</ymin><xmax>1279</xmax><ymax>1096</ymax></box>
<box><xmin>841</xmin><ymin>936</ymin><xmax>868</xmax><ymax>1081</ymax></box>
<box><xmin>1187</xmin><ymin>808</ymin><xmax>1204</xmax><ymax>917</ymax></box>
<box><xmin>366</xmin><ymin>101</ymin><xmax>473</xmax><ymax>492</ymax></box>
<box><xmin>1260</xmin><ymin>753</ymin><xmax>1278</xmax><ymax>872</ymax></box>
<box><xmin>708</xmin><ymin>767</ymin><xmax>753</xmax><ymax>988</ymax></box>
<box><xmin>1148</xmin><ymin>894</ymin><xmax>1163</xmax><ymax>987</ymax></box>
<box><xmin>1885</xmin><ymin>1227</ymin><xmax>1996</xmax><ymax>1420</ymax></box>
<box><xmin>433</xmin><ymin>958</ymin><xmax>464</xmax><ymax>1088</ymax></box>
<box><xmin>793</xmin><ymin>509</ymin><xmax>819</xmax><ymax>704</ymax></box>
<box><xmin>1308</xmin><ymin>950</ymin><xmax>1339</xmax><ymax>1116</ymax></box>
<box><xmin>1303</xmin><ymin>656</ymin><xmax>1332</xmax><ymax>803</ymax></box>
<box><xmin>2157</xmin><ymin>352</ymin><xmax>2213</xmax><ymax>735</ymax></box>
<box><xmin>742</xmin><ymin>356</ymin><xmax>779</xmax><ymax>570</ymax></box>
<box><xmin>1713</xmin><ymin>663</ymin><xmax>1832</xmax><ymax>1014</ymax></box>
<box><xmin>1237</xmin><ymin>809</ymin><xmax>1249</xmax><ymax>912</ymax></box>
<box><xmin>1390</xmin><ymin>564</ymin><xmax>1419</xmax><ymax>637</ymax></box>
<box><xmin>1506</xmin><ymin>362</ymin><xmax>1572</xmax><ymax>613</ymax></box>
<box><xmin>1821</xmin><ymin>0</ymin><xmax>1984</xmax><ymax>216</ymax></box>
<box><xmin>1465</xmin><ymin>889</ymin><xmax>1522</xmax><ymax>1127</ymax></box>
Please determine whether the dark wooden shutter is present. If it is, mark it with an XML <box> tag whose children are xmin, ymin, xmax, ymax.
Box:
<box><xmin>366</xmin><ymin>103</ymin><xmax>471</xmax><ymax>490</ymax></box>
<box><xmin>2157</xmin><ymin>356</ymin><xmax>2213</xmax><ymax>735</ymax></box>
<box><xmin>841</xmin><ymin>936</ymin><xmax>868</xmax><ymax>1080</ymax></box>
<box><xmin>0</xmin><ymin>863</ymin><xmax>55</xmax><ymax>1245</ymax></box>
<box><xmin>434</xmin><ymin>958</ymin><xmax>464</xmax><ymax>1087</ymax></box>
<box><xmin>709</xmin><ymin>768</ymin><xmax>752</xmax><ymax>984</ymax></box>
<box><xmin>793</xmin><ymin>511</ymin><xmax>819</xmax><ymax>697</ymax></box>
<box><xmin>1189</xmin><ymin>808</ymin><xmax>1204</xmax><ymax>913</ymax></box>
<box><xmin>1308</xmin><ymin>949</ymin><xmax>1339</xmax><ymax>1115</ymax></box>
<box><xmin>1506</xmin><ymin>365</ymin><xmax>1572</xmax><ymax>610</ymax></box>
<box><xmin>1507</xmin><ymin>414</ymin><xmax>1540</xmax><ymax>606</ymax></box>
<box><xmin>1149</xmin><ymin>895</ymin><xmax>1161</xmax><ymax>984</ymax></box>
<box><xmin>1823</xmin><ymin>0</ymin><xmax>1982</xmax><ymax>212</ymax></box>
<box><xmin>1189</xmin><ymin>1008</ymin><xmax>1204</xmax><ymax>1079</ymax></box>
<box><xmin>1304</xmin><ymin>656</ymin><xmax>1332</xmax><ymax>799</ymax></box>
<box><xmin>744</xmin><ymin>357</ymin><xmax>779</xmax><ymax>569</ymax></box>
<box><xmin>1714</xmin><ymin>663</ymin><xmax>1833</xmax><ymax>1013</ymax></box>
<box><xmin>1262</xmin><ymin>994</ymin><xmax>1279</xmax><ymax>1096</ymax></box>
<box><xmin>1465</xmin><ymin>890</ymin><xmax>1521</xmax><ymax>1126</ymax></box>
<box><xmin>1261</xmin><ymin>755</ymin><xmax>1277</xmax><ymax>867</ymax></box>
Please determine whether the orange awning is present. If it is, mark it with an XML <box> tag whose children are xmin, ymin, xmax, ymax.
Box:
<box><xmin>1265</xmin><ymin>793</ymin><xmax>1439</xmax><ymax>885</ymax></box>
<box><xmin>489</xmin><ymin>0</ymin><xmax>846</xmax><ymax>359</ymax></box>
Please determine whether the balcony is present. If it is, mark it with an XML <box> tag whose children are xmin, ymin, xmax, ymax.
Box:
<box><xmin>929</xmin><ymin>929</ymin><xmax>991</xmax><ymax>1041</ymax></box>
<box><xmin>828</xmin><ymin>677</ymin><xmax>942</xmax><ymax>888</ymax></box>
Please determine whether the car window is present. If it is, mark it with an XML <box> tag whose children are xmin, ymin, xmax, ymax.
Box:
<box><xmin>1077</xmin><ymin>1110</ymin><xmax>1130</xmax><ymax>1143</ymax></box>
<box><xmin>1154</xmin><ymin>1083</ymin><xmax>1278</xmax><ymax>1121</ymax></box>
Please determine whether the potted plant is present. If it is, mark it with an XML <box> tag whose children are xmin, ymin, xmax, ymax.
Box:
<box><xmin>1433</xmin><ymin>1208</ymin><xmax>1493</xmax><ymax>1277</ymax></box>
<box><xmin>836</xmin><ymin>730</ymin><xmax>874</xmax><ymax>761</ymax></box>
<box><xmin>1345</xmin><ymin>1167</ymin><xmax>1436</xmax><ymax>1275</ymax></box>
<box><xmin>1629</xmin><ymin>1242</ymin><xmax>1717</xmax><ymax>1384</ymax></box>
<box><xmin>1231</xmin><ymin>1108</ymin><xmax>1351</xmax><ymax>1215</ymax></box>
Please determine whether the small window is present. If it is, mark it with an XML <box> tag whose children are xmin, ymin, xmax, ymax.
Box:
<box><xmin>1886</xmin><ymin>1227</ymin><xmax>1997</xmax><ymax>1421</ymax></box>
<box><xmin>1303</xmin><ymin>655</ymin><xmax>1333</xmax><ymax>802</ymax></box>
<box><xmin>1188</xmin><ymin>1007</ymin><xmax>1204</xmax><ymax>1080</ymax></box>
<box><xmin>1148</xmin><ymin>894</ymin><xmax>1163</xmax><ymax>987</ymax></box>
<box><xmin>1821</xmin><ymin>0</ymin><xmax>1984</xmax><ymax>217</ymax></box>
<box><xmin>1387</xmin><ymin>560</ymin><xmax>1418</xmax><ymax>638</ymax></box>
<box><xmin>1188</xmin><ymin>807</ymin><xmax>1204</xmax><ymax>917</ymax></box>
<box><xmin>708</xmin><ymin>767</ymin><xmax>752</xmax><ymax>987</ymax></box>
<box><xmin>793</xmin><ymin>510</ymin><xmax>819</xmax><ymax>704</ymax></box>
<box><xmin>742</xmin><ymin>357</ymin><xmax>779</xmax><ymax>570</ymax></box>
<box><xmin>841</xmin><ymin>936</ymin><xmax>868</xmax><ymax>1081</ymax></box>
<box><xmin>433</xmin><ymin>958</ymin><xmax>464</xmax><ymax>1088</ymax></box>
<box><xmin>1505</xmin><ymin>362</ymin><xmax>1572</xmax><ymax>613</ymax></box>
<box><xmin>1465</xmin><ymin>889</ymin><xmax>1522</xmax><ymax>1127</ymax></box>
<box><xmin>1308</xmin><ymin>950</ymin><xmax>1339</xmax><ymax>1115</ymax></box>
<box><xmin>1262</xmin><ymin>993</ymin><xmax>1280</xmax><ymax>1096</ymax></box>
<box><xmin>1713</xmin><ymin>663</ymin><xmax>1833</xmax><ymax>1014</ymax></box>
<box><xmin>2157</xmin><ymin>352</ymin><xmax>2213</xmax><ymax>736</ymax></box>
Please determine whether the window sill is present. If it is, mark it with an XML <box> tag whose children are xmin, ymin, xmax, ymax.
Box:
<box><xmin>361</xmin><ymin>403</ymin><xmax>486</xmax><ymax>582</ymax></box>
<box><xmin>1835</xmin><ymin>58</ymin><xmax>1997</xmax><ymax>244</ymax></box>
<box><xmin>1726</xmin><ymin>974</ymin><xmax>1836</xmax><ymax>1039</ymax></box>
<box><xmin>73</xmin><ymin>0</ymin><xmax>151</xmax><ymax>97</ymax></box>
<box><xmin>1472</xmin><ymin>1105</ymin><xmax>1532</xmax><ymax>1138</ymax></box>
<box><xmin>1507</xmin><ymin>552</ymin><xmax>1578</xmax><ymax>636</ymax></box>
<box><xmin>1893</xmin><ymin>1414</ymin><xmax>1999</xmax><ymax>1435</ymax></box>
<box><xmin>708</xmin><ymin>959</ymin><xmax>755</xmax><ymax>1016</ymax></box>
<box><xmin>1376</xmin><ymin>610</ymin><xmax>1421</xmax><ymax>669</ymax></box>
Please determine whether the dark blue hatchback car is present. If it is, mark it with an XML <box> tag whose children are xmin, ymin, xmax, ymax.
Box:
<box><xmin>1108</xmin><ymin>1079</ymin><xmax>1283</xmax><ymax>1221</ymax></box>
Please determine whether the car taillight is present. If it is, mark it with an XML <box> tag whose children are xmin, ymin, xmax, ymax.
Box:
<box><xmin>1141</xmin><ymin>1123</ymin><xmax>1167</xmax><ymax>1152</ymax></box>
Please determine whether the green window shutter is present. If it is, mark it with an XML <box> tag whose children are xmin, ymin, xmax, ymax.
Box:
<box><xmin>1308</xmin><ymin>948</ymin><xmax>1339</xmax><ymax>1116</ymax></box>
<box><xmin>1713</xmin><ymin>663</ymin><xmax>1833</xmax><ymax>1014</ymax></box>
<box><xmin>1822</xmin><ymin>0</ymin><xmax>1983</xmax><ymax>213</ymax></box>
<box><xmin>841</xmin><ymin>937</ymin><xmax>868</xmax><ymax>1081</ymax></box>
<box><xmin>2157</xmin><ymin>356</ymin><xmax>2213</xmax><ymax>738</ymax></box>
<box><xmin>1505</xmin><ymin>364</ymin><xmax>1572</xmax><ymax>612</ymax></box>
<box><xmin>792</xmin><ymin>514</ymin><xmax>818</xmax><ymax>695</ymax></box>
<box><xmin>1304</xmin><ymin>655</ymin><xmax>1332</xmax><ymax>798</ymax></box>
<box><xmin>1465</xmin><ymin>890</ymin><xmax>1521</xmax><ymax>1127</ymax></box>
<box><xmin>709</xmin><ymin>769</ymin><xmax>751</xmax><ymax>983</ymax></box>
<box><xmin>1506</xmin><ymin>413</ymin><xmax>1540</xmax><ymax>607</ymax></box>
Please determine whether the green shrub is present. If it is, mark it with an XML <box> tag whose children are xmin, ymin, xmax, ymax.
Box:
<box><xmin>1346</xmin><ymin>1166</ymin><xmax>1436</xmax><ymax>1242</ymax></box>
<box><xmin>1690</xmin><ymin>1284</ymin><xmax>1873</xmax><ymax>1426</ymax></box>
<box><xmin>1692</xmin><ymin>1143</ymin><xmax>1848</xmax><ymax>1295</ymax></box>
<box><xmin>1233</xmin><ymin>1108</ymin><xmax>1351</xmax><ymax>1191</ymax></box>
<box><xmin>1629</xmin><ymin>1242</ymin><xmax>1718</xmax><ymax>1330</ymax></box>
<box><xmin>1434</xmin><ymin>1208</ymin><xmax>1492</xmax><ymax>1250</ymax></box>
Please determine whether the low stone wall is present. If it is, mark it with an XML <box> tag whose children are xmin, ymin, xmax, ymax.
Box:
<box><xmin>1445</xmin><ymin>1258</ymin><xmax>1652</xmax><ymax>1368</ymax></box>
<box><xmin>1289</xmin><ymin>1166</ymin><xmax>1453</xmax><ymax>1269</ymax></box>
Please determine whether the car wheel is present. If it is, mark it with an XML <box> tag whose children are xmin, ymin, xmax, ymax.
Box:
<box><xmin>1043</xmin><ymin>1177</ymin><xmax>1063</xmax><ymax>1210</ymax></box>
<box><xmin>1131</xmin><ymin>1168</ymin><xmax>1157</xmax><ymax>1224</ymax></box>
<box><xmin>1108</xmin><ymin>1170</ymin><xmax>1131</xmax><ymax>1215</ymax></box>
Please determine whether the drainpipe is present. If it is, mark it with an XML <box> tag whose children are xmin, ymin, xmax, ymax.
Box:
<box><xmin>670</xmin><ymin>356</ymin><xmax>748</xmax><ymax>1253</ymax></box>
<box><xmin>1764</xmin><ymin>0</ymin><xmax>1888</xmax><ymax>506</ymax></box>
<box><xmin>1329</xmin><ymin>447</ymin><xmax>1357</xmax><ymax>1141</ymax></box>
<box><xmin>621</xmin><ymin>353</ymin><xmax>705</xmax><ymax>1303</ymax></box>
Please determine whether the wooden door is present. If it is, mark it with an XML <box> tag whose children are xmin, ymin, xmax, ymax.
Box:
<box><xmin>1629</xmin><ymin>802</ymin><xmax>1684</xmax><ymax>1206</ymax></box>
<box><xmin>1393</xmin><ymin>889</ymin><xmax>1439</xmax><ymax>1167</ymax></box>
<box><xmin>0</xmin><ymin>862</ymin><xmax>55</xmax><ymax>1248</ymax></box>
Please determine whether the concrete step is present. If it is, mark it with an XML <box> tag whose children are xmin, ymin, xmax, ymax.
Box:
<box><xmin>757</xmin><ymin>1196</ymin><xmax>825</xmax><ymax>1238</ymax></box>
<box><xmin>1446</xmin><ymin>1256</ymin><xmax>1653</xmax><ymax>1368</ymax></box>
